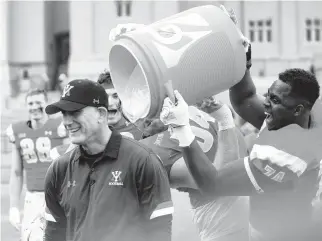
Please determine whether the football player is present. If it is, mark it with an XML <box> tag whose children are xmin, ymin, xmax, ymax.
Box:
<box><xmin>160</xmin><ymin>68</ymin><xmax>322</xmax><ymax>241</ymax></box>
<box><xmin>6</xmin><ymin>89</ymin><xmax>68</xmax><ymax>241</ymax></box>
<box><xmin>97</xmin><ymin>70</ymin><xmax>146</xmax><ymax>139</ymax></box>
<box><xmin>141</xmin><ymin>98</ymin><xmax>250</xmax><ymax>241</ymax></box>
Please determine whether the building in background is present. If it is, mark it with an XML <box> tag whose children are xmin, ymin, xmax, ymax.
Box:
<box><xmin>1</xmin><ymin>0</ymin><xmax>322</xmax><ymax>100</ymax></box>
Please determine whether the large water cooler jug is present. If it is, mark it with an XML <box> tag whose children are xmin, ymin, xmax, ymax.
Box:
<box><xmin>109</xmin><ymin>5</ymin><xmax>246</xmax><ymax>122</ymax></box>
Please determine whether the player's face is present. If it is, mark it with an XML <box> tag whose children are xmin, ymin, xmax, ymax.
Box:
<box><xmin>264</xmin><ymin>80</ymin><xmax>300</xmax><ymax>130</ymax></box>
<box><xmin>142</xmin><ymin>118</ymin><xmax>168</xmax><ymax>138</ymax></box>
<box><xmin>26</xmin><ymin>94</ymin><xmax>47</xmax><ymax>121</ymax></box>
<box><xmin>105</xmin><ymin>88</ymin><xmax>122</xmax><ymax>125</ymax></box>
<box><xmin>62</xmin><ymin>107</ymin><xmax>100</xmax><ymax>145</ymax></box>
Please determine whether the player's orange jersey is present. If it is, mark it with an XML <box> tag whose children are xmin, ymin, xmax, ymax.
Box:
<box><xmin>6</xmin><ymin>118</ymin><xmax>67</xmax><ymax>191</ymax></box>
<box><xmin>247</xmin><ymin>116</ymin><xmax>322</xmax><ymax>240</ymax></box>
<box><xmin>141</xmin><ymin>106</ymin><xmax>248</xmax><ymax>204</ymax></box>
<box><xmin>140</xmin><ymin>106</ymin><xmax>221</xmax><ymax>205</ymax></box>
<box><xmin>141</xmin><ymin>106</ymin><xmax>250</xmax><ymax>240</ymax></box>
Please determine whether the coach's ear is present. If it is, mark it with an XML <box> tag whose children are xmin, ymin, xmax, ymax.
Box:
<box><xmin>97</xmin><ymin>106</ymin><xmax>108</xmax><ymax>123</ymax></box>
<box><xmin>294</xmin><ymin>104</ymin><xmax>304</xmax><ymax>116</ymax></box>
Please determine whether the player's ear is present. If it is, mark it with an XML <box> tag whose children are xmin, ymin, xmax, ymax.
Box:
<box><xmin>97</xmin><ymin>106</ymin><xmax>108</xmax><ymax>123</ymax></box>
<box><xmin>294</xmin><ymin>104</ymin><xmax>304</xmax><ymax>116</ymax></box>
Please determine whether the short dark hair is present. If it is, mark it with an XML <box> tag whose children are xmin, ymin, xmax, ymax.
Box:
<box><xmin>97</xmin><ymin>70</ymin><xmax>113</xmax><ymax>89</ymax></box>
<box><xmin>278</xmin><ymin>68</ymin><xmax>320</xmax><ymax>108</ymax></box>
<box><xmin>26</xmin><ymin>88</ymin><xmax>48</xmax><ymax>102</ymax></box>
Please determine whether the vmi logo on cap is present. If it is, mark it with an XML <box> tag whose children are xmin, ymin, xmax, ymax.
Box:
<box><xmin>62</xmin><ymin>84</ymin><xmax>74</xmax><ymax>98</ymax></box>
<box><xmin>109</xmin><ymin>171</ymin><xmax>123</xmax><ymax>186</ymax></box>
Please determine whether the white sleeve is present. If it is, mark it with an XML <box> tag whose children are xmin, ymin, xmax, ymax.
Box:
<box><xmin>6</xmin><ymin>124</ymin><xmax>15</xmax><ymax>143</ymax></box>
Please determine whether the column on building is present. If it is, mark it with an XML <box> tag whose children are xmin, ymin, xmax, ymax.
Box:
<box><xmin>280</xmin><ymin>1</ymin><xmax>298</xmax><ymax>60</ymax></box>
<box><xmin>8</xmin><ymin>1</ymin><xmax>48</xmax><ymax>89</ymax></box>
<box><xmin>0</xmin><ymin>0</ymin><xmax>10</xmax><ymax>109</ymax></box>
<box><xmin>153</xmin><ymin>0</ymin><xmax>179</xmax><ymax>20</ymax></box>
<box><xmin>68</xmin><ymin>1</ymin><xmax>110</xmax><ymax>81</ymax></box>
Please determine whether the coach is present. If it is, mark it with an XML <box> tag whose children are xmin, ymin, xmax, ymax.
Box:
<box><xmin>43</xmin><ymin>79</ymin><xmax>173</xmax><ymax>241</ymax></box>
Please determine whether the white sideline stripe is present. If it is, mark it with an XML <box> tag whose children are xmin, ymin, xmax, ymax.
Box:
<box><xmin>244</xmin><ymin>157</ymin><xmax>264</xmax><ymax>194</ymax></box>
<box><xmin>44</xmin><ymin>212</ymin><xmax>56</xmax><ymax>222</ymax></box>
<box><xmin>250</xmin><ymin>144</ymin><xmax>307</xmax><ymax>176</ymax></box>
<box><xmin>150</xmin><ymin>207</ymin><xmax>174</xmax><ymax>220</ymax></box>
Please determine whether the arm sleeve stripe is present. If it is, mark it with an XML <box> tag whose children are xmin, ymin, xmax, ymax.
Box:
<box><xmin>50</xmin><ymin>148</ymin><xmax>60</xmax><ymax>160</ymax></box>
<box><xmin>153</xmin><ymin>201</ymin><xmax>173</xmax><ymax>210</ymax></box>
<box><xmin>244</xmin><ymin>157</ymin><xmax>264</xmax><ymax>194</ymax></box>
<box><xmin>150</xmin><ymin>207</ymin><xmax>174</xmax><ymax>220</ymax></box>
<box><xmin>44</xmin><ymin>211</ymin><xmax>56</xmax><ymax>222</ymax></box>
<box><xmin>250</xmin><ymin>144</ymin><xmax>307</xmax><ymax>176</ymax></box>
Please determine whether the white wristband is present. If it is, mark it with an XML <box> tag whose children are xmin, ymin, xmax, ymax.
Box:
<box><xmin>170</xmin><ymin>125</ymin><xmax>195</xmax><ymax>147</ymax></box>
<box><xmin>210</xmin><ymin>105</ymin><xmax>235</xmax><ymax>131</ymax></box>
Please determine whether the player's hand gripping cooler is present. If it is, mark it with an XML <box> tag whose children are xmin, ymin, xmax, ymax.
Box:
<box><xmin>109</xmin><ymin>5</ymin><xmax>246</xmax><ymax>123</ymax></box>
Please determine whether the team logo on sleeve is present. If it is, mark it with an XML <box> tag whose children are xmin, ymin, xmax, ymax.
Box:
<box><xmin>18</xmin><ymin>133</ymin><xmax>26</xmax><ymax>139</ymax></box>
<box><xmin>154</xmin><ymin>133</ymin><xmax>164</xmax><ymax>146</ymax></box>
<box><xmin>109</xmin><ymin>171</ymin><xmax>123</xmax><ymax>186</ymax></box>
<box><xmin>45</xmin><ymin>131</ymin><xmax>52</xmax><ymax>136</ymax></box>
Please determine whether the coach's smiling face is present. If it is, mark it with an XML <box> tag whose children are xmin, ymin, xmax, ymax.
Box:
<box><xmin>63</xmin><ymin>107</ymin><xmax>103</xmax><ymax>145</ymax></box>
<box><xmin>263</xmin><ymin>80</ymin><xmax>305</xmax><ymax>131</ymax></box>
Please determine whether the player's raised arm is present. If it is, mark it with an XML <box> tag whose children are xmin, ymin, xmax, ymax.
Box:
<box><xmin>168</xmin><ymin>98</ymin><xmax>245</xmax><ymax>190</ymax></box>
<box><xmin>182</xmin><ymin>140</ymin><xmax>256</xmax><ymax>196</ymax></box>
<box><xmin>182</xmin><ymin>140</ymin><xmax>295</xmax><ymax>196</ymax></box>
<box><xmin>44</xmin><ymin>162</ymin><xmax>67</xmax><ymax>241</ymax></box>
<box><xmin>161</xmin><ymin>90</ymin><xmax>296</xmax><ymax>197</ymax></box>
<box><xmin>198</xmin><ymin>97</ymin><xmax>244</xmax><ymax>168</ymax></box>
<box><xmin>229</xmin><ymin>50</ymin><xmax>266</xmax><ymax>130</ymax></box>
<box><xmin>218</xmin><ymin>4</ymin><xmax>266</xmax><ymax>130</ymax></box>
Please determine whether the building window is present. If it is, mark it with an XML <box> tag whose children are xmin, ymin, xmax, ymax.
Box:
<box><xmin>266</xmin><ymin>19</ymin><xmax>272</xmax><ymax>42</ymax></box>
<box><xmin>248</xmin><ymin>18</ymin><xmax>273</xmax><ymax>43</ymax></box>
<box><xmin>249</xmin><ymin>21</ymin><xmax>255</xmax><ymax>42</ymax></box>
<box><xmin>306</xmin><ymin>18</ymin><xmax>321</xmax><ymax>42</ymax></box>
<box><xmin>125</xmin><ymin>1</ymin><xmax>132</xmax><ymax>16</ymax></box>
<box><xmin>258</xmin><ymin>20</ymin><xmax>263</xmax><ymax>42</ymax></box>
<box><xmin>115</xmin><ymin>0</ymin><xmax>132</xmax><ymax>17</ymax></box>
